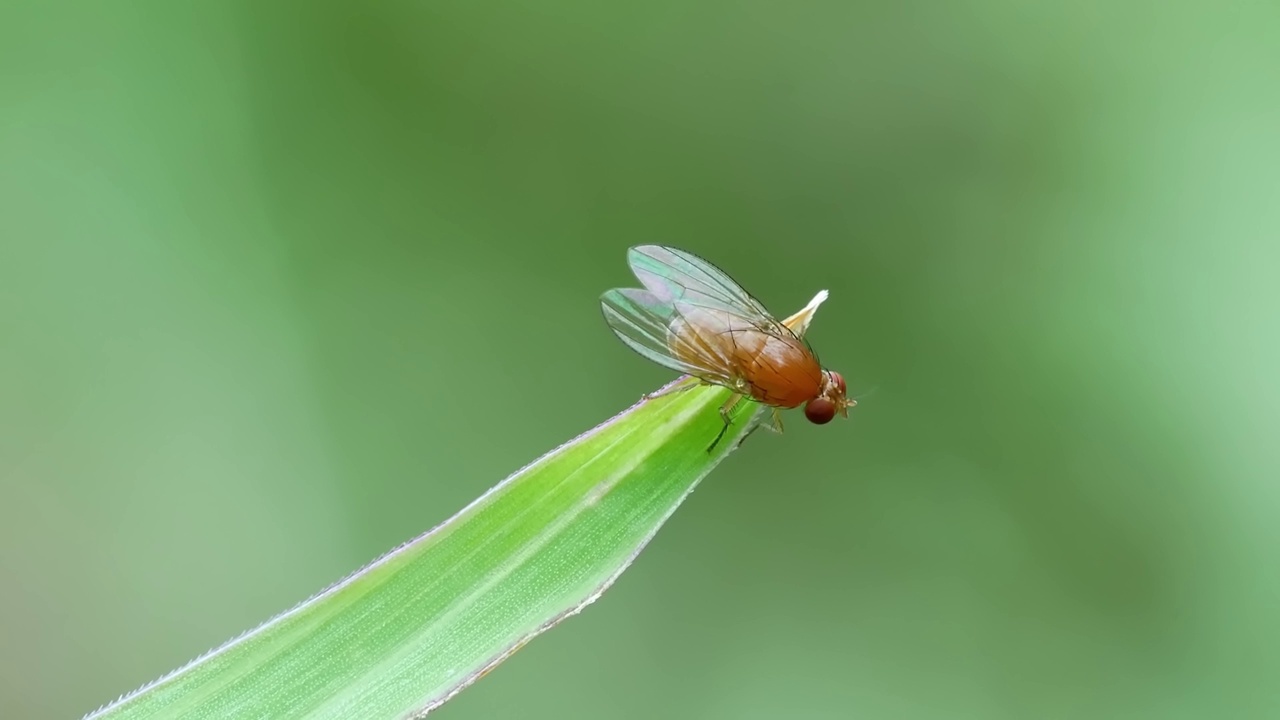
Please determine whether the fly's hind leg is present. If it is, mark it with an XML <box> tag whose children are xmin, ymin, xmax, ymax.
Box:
<box><xmin>707</xmin><ymin>393</ymin><xmax>746</xmax><ymax>453</ymax></box>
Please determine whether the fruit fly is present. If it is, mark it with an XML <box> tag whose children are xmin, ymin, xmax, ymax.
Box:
<box><xmin>601</xmin><ymin>245</ymin><xmax>854</xmax><ymax>448</ymax></box>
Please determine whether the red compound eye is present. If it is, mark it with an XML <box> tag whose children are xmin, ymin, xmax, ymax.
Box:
<box><xmin>805</xmin><ymin>398</ymin><xmax>836</xmax><ymax>425</ymax></box>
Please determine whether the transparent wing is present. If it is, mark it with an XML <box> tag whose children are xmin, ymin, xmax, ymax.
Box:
<box><xmin>626</xmin><ymin>245</ymin><xmax>776</xmax><ymax>323</ymax></box>
<box><xmin>600</xmin><ymin>245</ymin><xmax>804</xmax><ymax>384</ymax></box>
<box><xmin>600</xmin><ymin>286</ymin><xmax>739</xmax><ymax>384</ymax></box>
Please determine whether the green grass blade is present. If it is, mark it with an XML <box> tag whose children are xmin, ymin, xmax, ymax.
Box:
<box><xmin>84</xmin><ymin>383</ymin><xmax>767</xmax><ymax>720</ymax></box>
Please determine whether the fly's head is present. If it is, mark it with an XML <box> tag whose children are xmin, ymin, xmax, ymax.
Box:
<box><xmin>803</xmin><ymin>370</ymin><xmax>856</xmax><ymax>425</ymax></box>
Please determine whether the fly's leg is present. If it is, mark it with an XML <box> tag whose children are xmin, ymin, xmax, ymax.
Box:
<box><xmin>719</xmin><ymin>393</ymin><xmax>745</xmax><ymax>425</ymax></box>
<box><xmin>643</xmin><ymin>376</ymin><xmax>705</xmax><ymax>401</ymax></box>
<box><xmin>767</xmin><ymin>407</ymin><xmax>785</xmax><ymax>433</ymax></box>
<box><xmin>707</xmin><ymin>393</ymin><xmax>746</xmax><ymax>452</ymax></box>
<box><xmin>733</xmin><ymin>421</ymin><xmax>765</xmax><ymax>450</ymax></box>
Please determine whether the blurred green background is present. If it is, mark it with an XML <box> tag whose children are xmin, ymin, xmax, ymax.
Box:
<box><xmin>2</xmin><ymin>1</ymin><xmax>1277</xmax><ymax>718</ymax></box>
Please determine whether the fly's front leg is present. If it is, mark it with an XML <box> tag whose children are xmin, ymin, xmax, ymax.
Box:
<box><xmin>767</xmin><ymin>407</ymin><xmax>785</xmax><ymax>433</ymax></box>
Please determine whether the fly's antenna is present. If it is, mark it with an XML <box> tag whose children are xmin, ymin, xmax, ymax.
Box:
<box><xmin>849</xmin><ymin>384</ymin><xmax>880</xmax><ymax>404</ymax></box>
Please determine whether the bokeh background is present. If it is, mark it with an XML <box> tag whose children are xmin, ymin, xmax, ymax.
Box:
<box><xmin>2</xmin><ymin>2</ymin><xmax>1278</xmax><ymax>718</ymax></box>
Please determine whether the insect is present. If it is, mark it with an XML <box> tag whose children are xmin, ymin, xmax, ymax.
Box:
<box><xmin>601</xmin><ymin>245</ymin><xmax>854</xmax><ymax>448</ymax></box>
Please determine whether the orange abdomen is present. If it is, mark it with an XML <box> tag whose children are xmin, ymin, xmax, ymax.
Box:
<box><xmin>670</xmin><ymin>309</ymin><xmax>824</xmax><ymax>408</ymax></box>
<box><xmin>733</xmin><ymin>334</ymin><xmax>823</xmax><ymax>407</ymax></box>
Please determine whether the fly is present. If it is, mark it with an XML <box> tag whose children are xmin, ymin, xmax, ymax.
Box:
<box><xmin>601</xmin><ymin>245</ymin><xmax>854</xmax><ymax>449</ymax></box>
